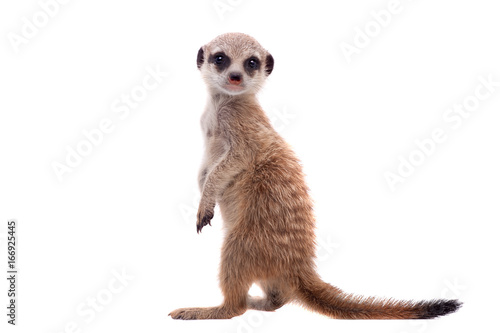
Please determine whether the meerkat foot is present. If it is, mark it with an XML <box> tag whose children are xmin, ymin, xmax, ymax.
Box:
<box><xmin>247</xmin><ymin>296</ymin><xmax>275</xmax><ymax>311</ymax></box>
<box><xmin>247</xmin><ymin>291</ymin><xmax>287</xmax><ymax>311</ymax></box>
<box><xmin>169</xmin><ymin>305</ymin><xmax>245</xmax><ymax>320</ymax></box>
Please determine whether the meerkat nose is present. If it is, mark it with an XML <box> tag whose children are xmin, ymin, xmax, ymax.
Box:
<box><xmin>228</xmin><ymin>72</ymin><xmax>243</xmax><ymax>85</ymax></box>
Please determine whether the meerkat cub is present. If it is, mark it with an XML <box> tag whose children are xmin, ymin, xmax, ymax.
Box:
<box><xmin>169</xmin><ymin>33</ymin><xmax>461</xmax><ymax>320</ymax></box>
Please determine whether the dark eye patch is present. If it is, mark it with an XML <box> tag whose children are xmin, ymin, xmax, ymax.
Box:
<box><xmin>244</xmin><ymin>56</ymin><xmax>261</xmax><ymax>76</ymax></box>
<box><xmin>208</xmin><ymin>52</ymin><xmax>230</xmax><ymax>72</ymax></box>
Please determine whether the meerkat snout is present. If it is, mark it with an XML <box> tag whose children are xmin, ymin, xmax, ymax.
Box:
<box><xmin>228</xmin><ymin>72</ymin><xmax>242</xmax><ymax>85</ymax></box>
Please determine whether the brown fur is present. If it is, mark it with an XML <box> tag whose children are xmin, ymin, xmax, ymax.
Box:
<box><xmin>169</xmin><ymin>33</ymin><xmax>461</xmax><ymax>320</ymax></box>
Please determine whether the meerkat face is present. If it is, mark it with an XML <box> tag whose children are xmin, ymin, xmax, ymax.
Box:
<box><xmin>197</xmin><ymin>33</ymin><xmax>274</xmax><ymax>96</ymax></box>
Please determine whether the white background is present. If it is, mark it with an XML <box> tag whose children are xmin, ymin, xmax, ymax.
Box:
<box><xmin>1</xmin><ymin>0</ymin><xmax>499</xmax><ymax>332</ymax></box>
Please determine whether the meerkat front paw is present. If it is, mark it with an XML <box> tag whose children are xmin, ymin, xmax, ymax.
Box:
<box><xmin>196</xmin><ymin>202</ymin><xmax>214</xmax><ymax>233</ymax></box>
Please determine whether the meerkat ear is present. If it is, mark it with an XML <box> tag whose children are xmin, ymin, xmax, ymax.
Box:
<box><xmin>265</xmin><ymin>54</ymin><xmax>274</xmax><ymax>75</ymax></box>
<box><xmin>197</xmin><ymin>47</ymin><xmax>204</xmax><ymax>69</ymax></box>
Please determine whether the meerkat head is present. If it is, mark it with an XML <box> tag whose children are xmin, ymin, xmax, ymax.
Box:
<box><xmin>196</xmin><ymin>33</ymin><xmax>274</xmax><ymax>96</ymax></box>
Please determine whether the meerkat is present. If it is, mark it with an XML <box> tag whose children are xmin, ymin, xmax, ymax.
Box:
<box><xmin>169</xmin><ymin>32</ymin><xmax>461</xmax><ymax>320</ymax></box>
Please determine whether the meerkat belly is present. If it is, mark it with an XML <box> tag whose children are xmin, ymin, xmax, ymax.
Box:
<box><xmin>198</xmin><ymin>132</ymin><xmax>230</xmax><ymax>188</ymax></box>
<box><xmin>218</xmin><ymin>160</ymin><xmax>316</xmax><ymax>263</ymax></box>
<box><xmin>217</xmin><ymin>169</ymin><xmax>246</xmax><ymax>230</ymax></box>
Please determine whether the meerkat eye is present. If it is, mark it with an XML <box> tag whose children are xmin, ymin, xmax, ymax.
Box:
<box><xmin>248</xmin><ymin>58</ymin><xmax>258</xmax><ymax>69</ymax></box>
<box><xmin>244</xmin><ymin>57</ymin><xmax>260</xmax><ymax>76</ymax></box>
<box><xmin>210</xmin><ymin>52</ymin><xmax>230</xmax><ymax>72</ymax></box>
<box><xmin>214</xmin><ymin>55</ymin><xmax>225</xmax><ymax>64</ymax></box>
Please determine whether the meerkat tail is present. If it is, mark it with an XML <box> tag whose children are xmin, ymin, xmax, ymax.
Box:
<box><xmin>296</xmin><ymin>273</ymin><xmax>462</xmax><ymax>319</ymax></box>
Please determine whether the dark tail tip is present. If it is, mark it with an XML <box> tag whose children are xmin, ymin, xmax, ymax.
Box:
<box><xmin>418</xmin><ymin>299</ymin><xmax>462</xmax><ymax>319</ymax></box>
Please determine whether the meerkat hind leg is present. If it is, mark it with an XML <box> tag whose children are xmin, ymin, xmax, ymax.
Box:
<box><xmin>169</xmin><ymin>304</ymin><xmax>245</xmax><ymax>320</ymax></box>
<box><xmin>169</xmin><ymin>292</ymin><xmax>248</xmax><ymax>320</ymax></box>
<box><xmin>247</xmin><ymin>281</ymin><xmax>290</xmax><ymax>311</ymax></box>
<box><xmin>170</xmin><ymin>265</ymin><xmax>250</xmax><ymax>319</ymax></box>
<box><xmin>247</xmin><ymin>295</ymin><xmax>285</xmax><ymax>312</ymax></box>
